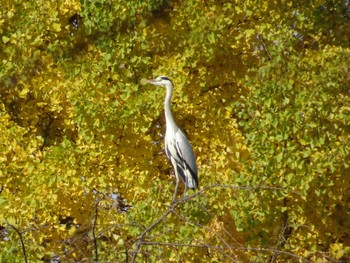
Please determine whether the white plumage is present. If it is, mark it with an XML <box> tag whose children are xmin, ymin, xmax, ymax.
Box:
<box><xmin>147</xmin><ymin>76</ymin><xmax>198</xmax><ymax>200</ymax></box>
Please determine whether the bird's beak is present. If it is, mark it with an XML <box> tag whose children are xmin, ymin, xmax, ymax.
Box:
<box><xmin>146</xmin><ymin>79</ymin><xmax>157</xmax><ymax>84</ymax></box>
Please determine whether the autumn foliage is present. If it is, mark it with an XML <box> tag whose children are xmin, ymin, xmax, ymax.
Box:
<box><xmin>1</xmin><ymin>0</ymin><xmax>350</xmax><ymax>262</ymax></box>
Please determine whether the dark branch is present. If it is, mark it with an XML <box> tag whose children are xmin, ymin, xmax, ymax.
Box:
<box><xmin>130</xmin><ymin>207</ymin><xmax>174</xmax><ymax>262</ymax></box>
<box><xmin>257</xmin><ymin>33</ymin><xmax>272</xmax><ymax>60</ymax></box>
<box><xmin>8</xmin><ymin>224</ymin><xmax>28</xmax><ymax>263</ymax></box>
<box><xmin>129</xmin><ymin>183</ymin><xmax>302</xmax><ymax>262</ymax></box>
<box><xmin>140</xmin><ymin>242</ymin><xmax>312</xmax><ymax>263</ymax></box>
<box><xmin>92</xmin><ymin>197</ymin><xmax>104</xmax><ymax>262</ymax></box>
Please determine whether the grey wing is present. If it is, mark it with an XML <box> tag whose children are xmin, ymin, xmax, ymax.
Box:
<box><xmin>164</xmin><ymin>141</ymin><xmax>171</xmax><ymax>161</ymax></box>
<box><xmin>175</xmin><ymin>130</ymin><xmax>198</xmax><ymax>178</ymax></box>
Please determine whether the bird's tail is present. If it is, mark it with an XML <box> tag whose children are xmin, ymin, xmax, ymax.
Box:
<box><xmin>186</xmin><ymin>172</ymin><xmax>198</xmax><ymax>189</ymax></box>
<box><xmin>177</xmin><ymin>164</ymin><xmax>198</xmax><ymax>189</ymax></box>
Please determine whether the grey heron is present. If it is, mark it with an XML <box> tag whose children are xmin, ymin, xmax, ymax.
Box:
<box><xmin>147</xmin><ymin>76</ymin><xmax>198</xmax><ymax>201</ymax></box>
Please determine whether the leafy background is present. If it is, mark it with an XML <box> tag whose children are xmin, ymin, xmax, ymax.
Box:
<box><xmin>1</xmin><ymin>0</ymin><xmax>349</xmax><ymax>262</ymax></box>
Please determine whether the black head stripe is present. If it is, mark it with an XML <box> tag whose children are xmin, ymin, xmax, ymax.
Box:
<box><xmin>160</xmin><ymin>76</ymin><xmax>171</xmax><ymax>81</ymax></box>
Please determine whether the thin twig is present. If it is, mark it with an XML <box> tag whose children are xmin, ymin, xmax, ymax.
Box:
<box><xmin>129</xmin><ymin>183</ymin><xmax>301</xmax><ymax>262</ymax></box>
<box><xmin>174</xmin><ymin>183</ymin><xmax>301</xmax><ymax>203</ymax></box>
<box><xmin>130</xmin><ymin>207</ymin><xmax>174</xmax><ymax>262</ymax></box>
<box><xmin>269</xmin><ymin>198</ymin><xmax>293</xmax><ymax>263</ymax></box>
<box><xmin>132</xmin><ymin>241</ymin><xmax>237</xmax><ymax>262</ymax></box>
<box><xmin>171</xmin><ymin>208</ymin><xmax>238</xmax><ymax>262</ymax></box>
<box><xmin>8</xmin><ymin>224</ymin><xmax>28</xmax><ymax>263</ymax></box>
<box><xmin>257</xmin><ymin>33</ymin><xmax>272</xmax><ymax>60</ymax></box>
<box><xmin>92</xmin><ymin>197</ymin><xmax>104</xmax><ymax>262</ymax></box>
<box><xmin>140</xmin><ymin>242</ymin><xmax>311</xmax><ymax>262</ymax></box>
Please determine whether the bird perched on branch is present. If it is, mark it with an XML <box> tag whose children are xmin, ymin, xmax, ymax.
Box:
<box><xmin>147</xmin><ymin>76</ymin><xmax>198</xmax><ymax>201</ymax></box>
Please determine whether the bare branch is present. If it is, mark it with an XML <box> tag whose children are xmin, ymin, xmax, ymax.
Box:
<box><xmin>129</xmin><ymin>183</ymin><xmax>303</xmax><ymax>262</ymax></box>
<box><xmin>92</xmin><ymin>195</ymin><xmax>105</xmax><ymax>262</ymax></box>
<box><xmin>257</xmin><ymin>33</ymin><xmax>272</xmax><ymax>60</ymax></box>
<box><xmin>140</xmin><ymin>242</ymin><xmax>312</xmax><ymax>263</ymax></box>
<box><xmin>130</xmin><ymin>207</ymin><xmax>174</xmax><ymax>262</ymax></box>
<box><xmin>172</xmin><ymin>183</ymin><xmax>301</xmax><ymax>204</ymax></box>
<box><xmin>171</xmin><ymin>209</ymin><xmax>238</xmax><ymax>262</ymax></box>
<box><xmin>8</xmin><ymin>224</ymin><xmax>28</xmax><ymax>263</ymax></box>
<box><xmin>269</xmin><ymin>199</ymin><xmax>294</xmax><ymax>263</ymax></box>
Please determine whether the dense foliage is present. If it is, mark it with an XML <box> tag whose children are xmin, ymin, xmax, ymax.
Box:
<box><xmin>1</xmin><ymin>0</ymin><xmax>349</xmax><ymax>262</ymax></box>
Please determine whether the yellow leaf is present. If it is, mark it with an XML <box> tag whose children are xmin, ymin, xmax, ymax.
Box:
<box><xmin>52</xmin><ymin>23</ymin><xmax>61</xmax><ymax>32</ymax></box>
<box><xmin>2</xmin><ymin>36</ymin><xmax>10</xmax><ymax>44</ymax></box>
<box><xmin>19</xmin><ymin>88</ymin><xmax>29</xmax><ymax>98</ymax></box>
<box><xmin>68</xmin><ymin>226</ymin><xmax>76</xmax><ymax>235</ymax></box>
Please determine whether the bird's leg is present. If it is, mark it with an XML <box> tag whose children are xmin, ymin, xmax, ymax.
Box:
<box><xmin>172</xmin><ymin>174</ymin><xmax>179</xmax><ymax>202</ymax></box>
<box><xmin>183</xmin><ymin>181</ymin><xmax>187</xmax><ymax>198</ymax></box>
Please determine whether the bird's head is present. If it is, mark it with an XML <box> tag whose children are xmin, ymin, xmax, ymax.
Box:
<box><xmin>147</xmin><ymin>76</ymin><xmax>173</xmax><ymax>87</ymax></box>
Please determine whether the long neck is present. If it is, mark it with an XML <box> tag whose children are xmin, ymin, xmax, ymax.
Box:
<box><xmin>164</xmin><ymin>83</ymin><xmax>176</xmax><ymax>129</ymax></box>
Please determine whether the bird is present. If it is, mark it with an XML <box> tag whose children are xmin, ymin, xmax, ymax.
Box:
<box><xmin>147</xmin><ymin>76</ymin><xmax>198</xmax><ymax>201</ymax></box>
